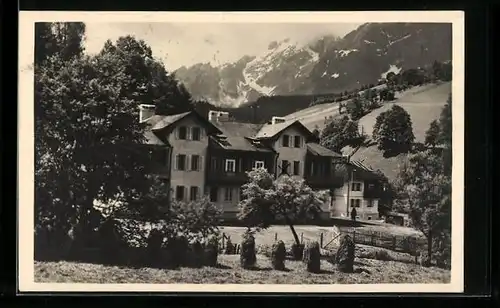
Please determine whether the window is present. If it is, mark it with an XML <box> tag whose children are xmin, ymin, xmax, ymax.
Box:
<box><xmin>178</xmin><ymin>126</ymin><xmax>187</xmax><ymax>139</ymax></box>
<box><xmin>367</xmin><ymin>199</ymin><xmax>374</xmax><ymax>207</ymax></box>
<box><xmin>176</xmin><ymin>154</ymin><xmax>186</xmax><ymax>170</ymax></box>
<box><xmin>191</xmin><ymin>155</ymin><xmax>200</xmax><ymax>171</ymax></box>
<box><xmin>293</xmin><ymin>161</ymin><xmax>300</xmax><ymax>176</ymax></box>
<box><xmin>224</xmin><ymin>187</ymin><xmax>233</xmax><ymax>201</ymax></box>
<box><xmin>281</xmin><ymin>160</ymin><xmax>289</xmax><ymax>174</ymax></box>
<box><xmin>294</xmin><ymin>136</ymin><xmax>302</xmax><ymax>148</ymax></box>
<box><xmin>225</xmin><ymin>159</ymin><xmax>236</xmax><ymax>172</ymax></box>
<box><xmin>351</xmin><ymin>182</ymin><xmax>362</xmax><ymax>191</ymax></box>
<box><xmin>175</xmin><ymin>186</ymin><xmax>185</xmax><ymax>201</ymax></box>
<box><xmin>190</xmin><ymin>186</ymin><xmax>199</xmax><ymax>201</ymax></box>
<box><xmin>350</xmin><ymin>199</ymin><xmax>361</xmax><ymax>208</ymax></box>
<box><xmin>367</xmin><ymin>216</ymin><xmax>372</xmax><ymax>220</ymax></box>
<box><xmin>209</xmin><ymin>187</ymin><xmax>218</xmax><ymax>202</ymax></box>
<box><xmin>282</xmin><ymin>134</ymin><xmax>290</xmax><ymax>147</ymax></box>
<box><xmin>254</xmin><ymin>160</ymin><xmax>265</xmax><ymax>169</ymax></box>
<box><xmin>191</xmin><ymin>127</ymin><xmax>201</xmax><ymax>141</ymax></box>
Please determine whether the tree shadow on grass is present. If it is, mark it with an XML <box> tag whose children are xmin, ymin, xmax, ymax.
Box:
<box><xmin>245</xmin><ymin>266</ymin><xmax>273</xmax><ymax>271</ymax></box>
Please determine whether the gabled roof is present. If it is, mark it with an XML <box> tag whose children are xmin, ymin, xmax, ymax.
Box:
<box><xmin>335</xmin><ymin>159</ymin><xmax>383</xmax><ymax>181</ymax></box>
<box><xmin>209</xmin><ymin>121</ymin><xmax>274</xmax><ymax>152</ymax></box>
<box><xmin>253</xmin><ymin>119</ymin><xmax>314</xmax><ymax>140</ymax></box>
<box><xmin>306</xmin><ymin>142</ymin><xmax>343</xmax><ymax>158</ymax></box>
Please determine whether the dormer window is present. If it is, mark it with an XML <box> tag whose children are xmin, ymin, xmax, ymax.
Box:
<box><xmin>225</xmin><ymin>159</ymin><xmax>236</xmax><ymax>173</ymax></box>
<box><xmin>178</xmin><ymin>126</ymin><xmax>187</xmax><ymax>140</ymax></box>
<box><xmin>191</xmin><ymin>127</ymin><xmax>201</xmax><ymax>141</ymax></box>
<box><xmin>294</xmin><ymin>136</ymin><xmax>302</xmax><ymax>148</ymax></box>
<box><xmin>282</xmin><ymin>134</ymin><xmax>290</xmax><ymax>147</ymax></box>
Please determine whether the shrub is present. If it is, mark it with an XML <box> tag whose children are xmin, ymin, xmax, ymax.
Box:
<box><xmin>240</xmin><ymin>229</ymin><xmax>257</xmax><ymax>269</ymax></box>
<box><xmin>190</xmin><ymin>240</ymin><xmax>205</xmax><ymax>268</ymax></box>
<box><xmin>303</xmin><ymin>241</ymin><xmax>321</xmax><ymax>273</ymax></box>
<box><xmin>271</xmin><ymin>240</ymin><xmax>286</xmax><ymax>270</ymax></box>
<box><xmin>146</xmin><ymin>228</ymin><xmax>165</xmax><ymax>267</ymax></box>
<box><xmin>336</xmin><ymin>235</ymin><xmax>355</xmax><ymax>273</ymax></box>
<box><xmin>204</xmin><ymin>235</ymin><xmax>219</xmax><ymax>267</ymax></box>
<box><xmin>225</xmin><ymin>237</ymin><xmax>235</xmax><ymax>255</ymax></box>
<box><xmin>165</xmin><ymin>235</ymin><xmax>189</xmax><ymax>268</ymax></box>
<box><xmin>291</xmin><ymin>243</ymin><xmax>305</xmax><ymax>261</ymax></box>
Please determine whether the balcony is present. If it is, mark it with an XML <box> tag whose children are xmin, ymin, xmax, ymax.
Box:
<box><xmin>206</xmin><ymin>170</ymin><xmax>249</xmax><ymax>185</ymax></box>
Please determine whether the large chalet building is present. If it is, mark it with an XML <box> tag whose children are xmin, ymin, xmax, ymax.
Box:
<box><xmin>139</xmin><ymin>104</ymin><xmax>384</xmax><ymax>221</ymax></box>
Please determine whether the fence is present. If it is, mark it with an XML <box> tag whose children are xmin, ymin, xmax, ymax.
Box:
<box><xmin>219</xmin><ymin>228</ymin><xmax>426</xmax><ymax>257</ymax></box>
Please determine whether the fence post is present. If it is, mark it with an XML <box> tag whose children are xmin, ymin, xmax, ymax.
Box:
<box><xmin>275</xmin><ymin>233</ymin><xmax>278</xmax><ymax>241</ymax></box>
<box><xmin>392</xmin><ymin>236</ymin><xmax>397</xmax><ymax>251</ymax></box>
<box><xmin>371</xmin><ymin>233</ymin><xmax>375</xmax><ymax>246</ymax></box>
<box><xmin>222</xmin><ymin>233</ymin><xmax>225</xmax><ymax>250</ymax></box>
<box><xmin>301</xmin><ymin>233</ymin><xmax>304</xmax><ymax>244</ymax></box>
<box><xmin>320</xmin><ymin>233</ymin><xmax>324</xmax><ymax>248</ymax></box>
<box><xmin>353</xmin><ymin>230</ymin><xmax>356</xmax><ymax>243</ymax></box>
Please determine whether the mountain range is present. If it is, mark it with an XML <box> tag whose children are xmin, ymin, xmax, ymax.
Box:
<box><xmin>174</xmin><ymin>22</ymin><xmax>452</xmax><ymax>107</ymax></box>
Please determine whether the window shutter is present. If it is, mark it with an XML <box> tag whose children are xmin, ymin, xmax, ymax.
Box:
<box><xmin>175</xmin><ymin>128</ymin><xmax>179</xmax><ymax>139</ymax></box>
<box><xmin>174</xmin><ymin>155</ymin><xmax>178</xmax><ymax>170</ymax></box>
<box><xmin>199</xmin><ymin>156</ymin><xmax>203</xmax><ymax>171</ymax></box>
<box><xmin>186</xmin><ymin>155</ymin><xmax>191</xmax><ymax>171</ymax></box>
<box><xmin>200</xmin><ymin>128</ymin><xmax>205</xmax><ymax>140</ymax></box>
<box><xmin>187</xmin><ymin>127</ymin><xmax>192</xmax><ymax>140</ymax></box>
<box><xmin>196</xmin><ymin>186</ymin><xmax>201</xmax><ymax>199</ymax></box>
<box><xmin>184</xmin><ymin>187</ymin><xmax>188</xmax><ymax>201</ymax></box>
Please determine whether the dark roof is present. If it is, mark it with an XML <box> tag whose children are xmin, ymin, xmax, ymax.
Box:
<box><xmin>150</xmin><ymin>112</ymin><xmax>192</xmax><ymax>130</ymax></box>
<box><xmin>306</xmin><ymin>142</ymin><xmax>343</xmax><ymax>158</ymax></box>
<box><xmin>335</xmin><ymin>159</ymin><xmax>382</xmax><ymax>181</ymax></box>
<box><xmin>209</xmin><ymin>121</ymin><xmax>273</xmax><ymax>152</ymax></box>
<box><xmin>254</xmin><ymin>120</ymin><xmax>314</xmax><ymax>140</ymax></box>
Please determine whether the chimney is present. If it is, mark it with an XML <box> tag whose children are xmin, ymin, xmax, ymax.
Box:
<box><xmin>139</xmin><ymin>104</ymin><xmax>155</xmax><ymax>123</ymax></box>
<box><xmin>208</xmin><ymin>110</ymin><xmax>230</xmax><ymax>122</ymax></box>
<box><xmin>271</xmin><ymin>116</ymin><xmax>286</xmax><ymax>125</ymax></box>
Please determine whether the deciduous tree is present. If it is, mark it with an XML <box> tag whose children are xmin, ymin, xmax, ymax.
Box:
<box><xmin>238</xmin><ymin>168</ymin><xmax>326</xmax><ymax>246</ymax></box>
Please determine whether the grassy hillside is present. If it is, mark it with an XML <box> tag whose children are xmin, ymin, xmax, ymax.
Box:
<box><xmin>341</xmin><ymin>82</ymin><xmax>451</xmax><ymax>181</ymax></box>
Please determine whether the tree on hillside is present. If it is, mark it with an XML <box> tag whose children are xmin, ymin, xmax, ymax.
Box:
<box><xmin>379</xmin><ymin>88</ymin><xmax>395</xmax><ymax>101</ymax></box>
<box><xmin>320</xmin><ymin>115</ymin><xmax>359</xmax><ymax>152</ymax></box>
<box><xmin>424</xmin><ymin>120</ymin><xmax>441</xmax><ymax>148</ymax></box>
<box><xmin>394</xmin><ymin>151</ymin><xmax>451</xmax><ymax>265</ymax></box>
<box><xmin>346</xmin><ymin>95</ymin><xmax>365</xmax><ymax>120</ymax></box>
<box><xmin>238</xmin><ymin>168</ymin><xmax>326</xmax><ymax>246</ymax></box>
<box><xmin>372</xmin><ymin>105</ymin><xmax>415</xmax><ymax>156</ymax></box>
<box><xmin>34</xmin><ymin>32</ymin><xmax>194</xmax><ymax>242</ymax></box>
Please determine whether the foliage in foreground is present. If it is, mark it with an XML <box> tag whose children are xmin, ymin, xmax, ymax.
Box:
<box><xmin>238</xmin><ymin>168</ymin><xmax>327</xmax><ymax>246</ymax></box>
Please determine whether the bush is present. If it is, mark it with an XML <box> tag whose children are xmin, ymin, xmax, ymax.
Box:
<box><xmin>336</xmin><ymin>235</ymin><xmax>355</xmax><ymax>273</ymax></box>
<box><xmin>303</xmin><ymin>241</ymin><xmax>321</xmax><ymax>273</ymax></box>
<box><xmin>146</xmin><ymin>228</ymin><xmax>165</xmax><ymax>267</ymax></box>
<box><xmin>165</xmin><ymin>235</ymin><xmax>189</xmax><ymax>268</ymax></box>
<box><xmin>203</xmin><ymin>235</ymin><xmax>219</xmax><ymax>267</ymax></box>
<box><xmin>225</xmin><ymin>237</ymin><xmax>235</xmax><ymax>255</ymax></box>
<box><xmin>190</xmin><ymin>240</ymin><xmax>205</xmax><ymax>268</ymax></box>
<box><xmin>291</xmin><ymin>243</ymin><xmax>305</xmax><ymax>261</ymax></box>
<box><xmin>271</xmin><ymin>240</ymin><xmax>286</xmax><ymax>270</ymax></box>
<box><xmin>240</xmin><ymin>229</ymin><xmax>257</xmax><ymax>269</ymax></box>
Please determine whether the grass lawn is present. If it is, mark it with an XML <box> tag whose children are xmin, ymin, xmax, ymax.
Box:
<box><xmin>35</xmin><ymin>254</ymin><xmax>450</xmax><ymax>284</ymax></box>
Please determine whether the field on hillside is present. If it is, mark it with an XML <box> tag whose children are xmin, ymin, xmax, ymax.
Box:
<box><xmin>284</xmin><ymin>82</ymin><xmax>449</xmax><ymax>133</ymax></box>
<box><xmin>35</xmin><ymin>255</ymin><xmax>449</xmax><ymax>284</ymax></box>
<box><xmin>340</xmin><ymin>82</ymin><xmax>451</xmax><ymax>181</ymax></box>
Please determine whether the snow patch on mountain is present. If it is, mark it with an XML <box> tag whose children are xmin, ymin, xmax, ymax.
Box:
<box><xmin>331</xmin><ymin>73</ymin><xmax>340</xmax><ymax>79</ymax></box>
<box><xmin>336</xmin><ymin>49</ymin><xmax>359</xmax><ymax>57</ymax></box>
<box><xmin>388</xmin><ymin>34</ymin><xmax>412</xmax><ymax>46</ymax></box>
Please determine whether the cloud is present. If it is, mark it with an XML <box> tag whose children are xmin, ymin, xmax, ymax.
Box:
<box><xmin>84</xmin><ymin>22</ymin><xmax>360</xmax><ymax>70</ymax></box>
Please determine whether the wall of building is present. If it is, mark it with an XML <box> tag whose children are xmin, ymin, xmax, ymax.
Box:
<box><xmin>166</xmin><ymin>115</ymin><xmax>209</xmax><ymax>202</ymax></box>
<box><xmin>331</xmin><ymin>180</ymin><xmax>380</xmax><ymax>220</ymax></box>
<box><xmin>272</xmin><ymin>125</ymin><xmax>309</xmax><ymax>177</ymax></box>
<box><xmin>206</xmin><ymin>185</ymin><xmax>241</xmax><ymax>214</ymax></box>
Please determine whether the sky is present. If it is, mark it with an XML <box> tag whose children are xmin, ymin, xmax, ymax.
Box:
<box><xmin>84</xmin><ymin>22</ymin><xmax>361</xmax><ymax>71</ymax></box>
